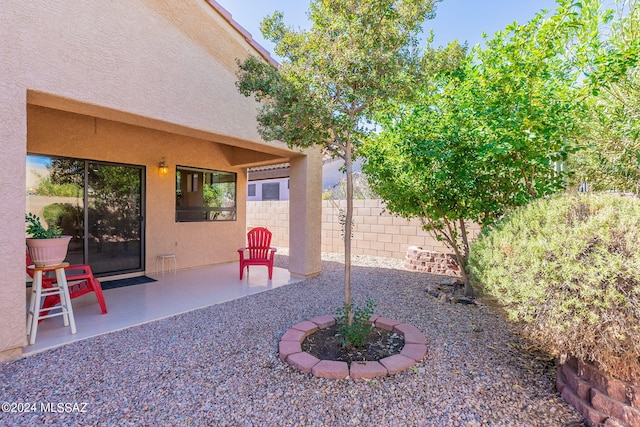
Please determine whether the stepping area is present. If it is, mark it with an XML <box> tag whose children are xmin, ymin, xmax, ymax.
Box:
<box><xmin>279</xmin><ymin>314</ymin><xmax>428</xmax><ymax>379</ymax></box>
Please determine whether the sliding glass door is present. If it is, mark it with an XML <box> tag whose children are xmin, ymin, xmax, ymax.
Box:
<box><xmin>26</xmin><ymin>155</ymin><xmax>144</xmax><ymax>275</ymax></box>
<box><xmin>87</xmin><ymin>161</ymin><xmax>143</xmax><ymax>274</ymax></box>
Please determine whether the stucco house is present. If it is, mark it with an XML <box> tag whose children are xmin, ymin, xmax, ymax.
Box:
<box><xmin>0</xmin><ymin>1</ymin><xmax>322</xmax><ymax>361</ymax></box>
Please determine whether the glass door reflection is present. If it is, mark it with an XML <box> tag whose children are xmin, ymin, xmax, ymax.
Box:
<box><xmin>26</xmin><ymin>155</ymin><xmax>144</xmax><ymax>275</ymax></box>
<box><xmin>87</xmin><ymin>162</ymin><xmax>143</xmax><ymax>274</ymax></box>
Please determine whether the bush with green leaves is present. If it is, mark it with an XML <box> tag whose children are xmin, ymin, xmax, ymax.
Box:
<box><xmin>335</xmin><ymin>300</ymin><xmax>376</xmax><ymax>348</ymax></box>
<box><xmin>469</xmin><ymin>193</ymin><xmax>640</xmax><ymax>382</ymax></box>
<box><xmin>42</xmin><ymin>203</ymin><xmax>82</xmax><ymax>238</ymax></box>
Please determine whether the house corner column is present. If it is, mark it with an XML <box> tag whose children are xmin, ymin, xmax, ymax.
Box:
<box><xmin>288</xmin><ymin>147</ymin><xmax>322</xmax><ymax>277</ymax></box>
<box><xmin>0</xmin><ymin>86</ymin><xmax>29</xmax><ymax>360</ymax></box>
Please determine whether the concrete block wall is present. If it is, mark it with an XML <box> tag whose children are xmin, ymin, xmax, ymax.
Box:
<box><xmin>246</xmin><ymin>201</ymin><xmax>290</xmax><ymax>248</ymax></box>
<box><xmin>247</xmin><ymin>199</ymin><xmax>479</xmax><ymax>261</ymax></box>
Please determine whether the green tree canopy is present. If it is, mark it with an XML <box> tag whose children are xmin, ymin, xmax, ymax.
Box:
<box><xmin>362</xmin><ymin>0</ymin><xmax>589</xmax><ymax>296</ymax></box>
<box><xmin>570</xmin><ymin>0</ymin><xmax>640</xmax><ymax>193</ymax></box>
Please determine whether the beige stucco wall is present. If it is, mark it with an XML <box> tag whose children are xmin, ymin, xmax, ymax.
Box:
<box><xmin>13</xmin><ymin>1</ymin><xmax>269</xmax><ymax>145</ymax></box>
<box><xmin>0</xmin><ymin>1</ymin><xmax>322</xmax><ymax>360</ymax></box>
<box><xmin>289</xmin><ymin>148</ymin><xmax>323</xmax><ymax>278</ymax></box>
<box><xmin>0</xmin><ymin>91</ymin><xmax>28</xmax><ymax>362</ymax></box>
<box><xmin>27</xmin><ymin>105</ymin><xmax>247</xmax><ymax>269</ymax></box>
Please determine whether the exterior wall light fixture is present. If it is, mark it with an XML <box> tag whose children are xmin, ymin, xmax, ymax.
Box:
<box><xmin>159</xmin><ymin>157</ymin><xmax>169</xmax><ymax>175</ymax></box>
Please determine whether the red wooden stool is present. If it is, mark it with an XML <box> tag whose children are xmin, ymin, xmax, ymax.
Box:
<box><xmin>26</xmin><ymin>251</ymin><xmax>108</xmax><ymax>318</ymax></box>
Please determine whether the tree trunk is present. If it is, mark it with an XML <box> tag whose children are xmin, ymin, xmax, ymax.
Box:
<box><xmin>460</xmin><ymin>265</ymin><xmax>474</xmax><ymax>298</ymax></box>
<box><xmin>344</xmin><ymin>139</ymin><xmax>354</xmax><ymax>325</ymax></box>
<box><xmin>451</xmin><ymin>244</ymin><xmax>474</xmax><ymax>298</ymax></box>
<box><xmin>453</xmin><ymin>219</ymin><xmax>474</xmax><ymax>297</ymax></box>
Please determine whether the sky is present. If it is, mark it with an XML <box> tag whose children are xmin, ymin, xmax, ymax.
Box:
<box><xmin>215</xmin><ymin>0</ymin><xmax>560</xmax><ymax>57</ymax></box>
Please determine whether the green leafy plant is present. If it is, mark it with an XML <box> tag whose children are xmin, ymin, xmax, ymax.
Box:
<box><xmin>468</xmin><ymin>193</ymin><xmax>640</xmax><ymax>383</ymax></box>
<box><xmin>335</xmin><ymin>299</ymin><xmax>376</xmax><ymax>348</ymax></box>
<box><xmin>25</xmin><ymin>212</ymin><xmax>62</xmax><ymax>239</ymax></box>
<box><xmin>363</xmin><ymin>1</ymin><xmax>588</xmax><ymax>297</ymax></box>
<box><xmin>569</xmin><ymin>0</ymin><xmax>640</xmax><ymax>194</ymax></box>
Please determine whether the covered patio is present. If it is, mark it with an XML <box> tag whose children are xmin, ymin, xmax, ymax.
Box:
<box><xmin>1</xmin><ymin>0</ymin><xmax>322</xmax><ymax>361</ymax></box>
<box><xmin>24</xmin><ymin>262</ymin><xmax>302</xmax><ymax>355</ymax></box>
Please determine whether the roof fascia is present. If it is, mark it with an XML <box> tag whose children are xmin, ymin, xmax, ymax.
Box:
<box><xmin>205</xmin><ymin>0</ymin><xmax>279</xmax><ymax>67</ymax></box>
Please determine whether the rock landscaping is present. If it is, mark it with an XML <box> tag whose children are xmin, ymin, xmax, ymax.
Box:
<box><xmin>0</xmin><ymin>253</ymin><xmax>584</xmax><ymax>426</ymax></box>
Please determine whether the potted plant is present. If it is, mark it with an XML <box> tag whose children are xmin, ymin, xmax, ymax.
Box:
<box><xmin>25</xmin><ymin>212</ymin><xmax>71</xmax><ymax>267</ymax></box>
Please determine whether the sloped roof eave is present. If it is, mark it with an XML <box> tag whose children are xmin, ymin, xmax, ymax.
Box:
<box><xmin>205</xmin><ymin>0</ymin><xmax>279</xmax><ymax>67</ymax></box>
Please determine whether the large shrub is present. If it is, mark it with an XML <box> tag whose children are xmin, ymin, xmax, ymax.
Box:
<box><xmin>42</xmin><ymin>203</ymin><xmax>83</xmax><ymax>239</ymax></box>
<box><xmin>469</xmin><ymin>193</ymin><xmax>640</xmax><ymax>382</ymax></box>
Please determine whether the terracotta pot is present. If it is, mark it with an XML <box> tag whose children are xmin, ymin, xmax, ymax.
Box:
<box><xmin>26</xmin><ymin>237</ymin><xmax>71</xmax><ymax>267</ymax></box>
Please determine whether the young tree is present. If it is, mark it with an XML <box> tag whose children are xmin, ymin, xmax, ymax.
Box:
<box><xmin>236</xmin><ymin>0</ymin><xmax>462</xmax><ymax>312</ymax></box>
<box><xmin>362</xmin><ymin>1</ymin><xmax>588</xmax><ymax>296</ymax></box>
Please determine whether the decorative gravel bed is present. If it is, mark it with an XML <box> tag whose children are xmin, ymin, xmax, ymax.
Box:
<box><xmin>0</xmin><ymin>253</ymin><xmax>583</xmax><ymax>426</ymax></box>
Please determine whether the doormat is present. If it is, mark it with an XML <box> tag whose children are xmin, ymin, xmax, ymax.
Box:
<box><xmin>101</xmin><ymin>276</ymin><xmax>157</xmax><ymax>291</ymax></box>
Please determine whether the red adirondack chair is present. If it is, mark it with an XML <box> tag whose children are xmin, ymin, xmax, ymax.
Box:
<box><xmin>237</xmin><ymin>227</ymin><xmax>277</xmax><ymax>280</ymax></box>
<box><xmin>26</xmin><ymin>251</ymin><xmax>108</xmax><ymax>318</ymax></box>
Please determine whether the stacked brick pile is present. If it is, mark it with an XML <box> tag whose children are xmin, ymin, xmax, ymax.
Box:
<box><xmin>557</xmin><ymin>356</ymin><xmax>640</xmax><ymax>426</ymax></box>
<box><xmin>403</xmin><ymin>246</ymin><xmax>460</xmax><ymax>276</ymax></box>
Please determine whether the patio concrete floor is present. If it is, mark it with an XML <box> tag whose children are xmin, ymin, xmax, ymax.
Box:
<box><xmin>24</xmin><ymin>262</ymin><xmax>302</xmax><ymax>356</ymax></box>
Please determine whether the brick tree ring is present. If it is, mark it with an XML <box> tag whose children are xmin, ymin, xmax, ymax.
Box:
<box><xmin>278</xmin><ymin>315</ymin><xmax>428</xmax><ymax>379</ymax></box>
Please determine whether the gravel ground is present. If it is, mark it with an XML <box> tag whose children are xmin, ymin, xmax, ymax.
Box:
<box><xmin>0</xmin><ymin>253</ymin><xmax>583</xmax><ymax>427</ymax></box>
